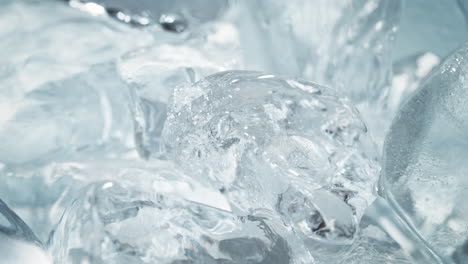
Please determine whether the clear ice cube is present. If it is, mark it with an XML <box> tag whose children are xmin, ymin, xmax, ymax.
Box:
<box><xmin>0</xmin><ymin>0</ymin><xmax>153</xmax><ymax>94</ymax></box>
<box><xmin>0</xmin><ymin>63</ymin><xmax>134</xmax><ymax>165</ymax></box>
<box><xmin>0</xmin><ymin>0</ymin><xmax>156</xmax><ymax>165</ymax></box>
<box><xmin>381</xmin><ymin>42</ymin><xmax>468</xmax><ymax>259</ymax></box>
<box><xmin>48</xmin><ymin>163</ymin><xmax>309</xmax><ymax>264</ymax></box>
<box><xmin>163</xmin><ymin>71</ymin><xmax>379</xmax><ymax>247</ymax></box>
<box><xmin>119</xmin><ymin>22</ymin><xmax>243</xmax><ymax>158</ymax></box>
<box><xmin>0</xmin><ymin>160</ymin><xmax>92</xmax><ymax>241</ymax></box>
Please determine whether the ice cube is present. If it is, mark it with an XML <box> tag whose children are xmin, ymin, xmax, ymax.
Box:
<box><xmin>119</xmin><ymin>22</ymin><xmax>243</xmax><ymax>158</ymax></box>
<box><xmin>0</xmin><ymin>0</ymin><xmax>153</xmax><ymax>95</ymax></box>
<box><xmin>48</xmin><ymin>172</ymin><xmax>308</xmax><ymax>263</ymax></box>
<box><xmin>0</xmin><ymin>63</ymin><xmax>134</xmax><ymax>166</ymax></box>
<box><xmin>381</xmin><ymin>42</ymin><xmax>468</xmax><ymax>259</ymax></box>
<box><xmin>1</xmin><ymin>158</ymin><xmax>234</xmax><ymax>244</ymax></box>
<box><xmin>234</xmin><ymin>0</ymin><xmax>402</xmax><ymax>104</ymax></box>
<box><xmin>163</xmin><ymin>71</ymin><xmax>379</xmax><ymax>247</ymax></box>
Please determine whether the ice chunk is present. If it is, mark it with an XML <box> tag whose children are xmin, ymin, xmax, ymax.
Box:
<box><xmin>0</xmin><ymin>63</ymin><xmax>134</xmax><ymax>165</ymax></box>
<box><xmin>119</xmin><ymin>22</ymin><xmax>242</xmax><ymax>158</ymax></box>
<box><xmin>232</xmin><ymin>0</ymin><xmax>402</xmax><ymax>147</ymax></box>
<box><xmin>163</xmin><ymin>71</ymin><xmax>379</xmax><ymax>247</ymax></box>
<box><xmin>234</xmin><ymin>0</ymin><xmax>402</xmax><ymax>103</ymax></box>
<box><xmin>381</xmin><ymin>42</ymin><xmax>468</xmax><ymax>259</ymax></box>
<box><xmin>48</xmin><ymin>175</ymin><xmax>307</xmax><ymax>263</ymax></box>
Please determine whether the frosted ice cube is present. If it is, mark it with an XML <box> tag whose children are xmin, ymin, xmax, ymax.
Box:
<box><xmin>381</xmin><ymin>42</ymin><xmax>468</xmax><ymax>259</ymax></box>
<box><xmin>48</xmin><ymin>175</ymin><xmax>305</xmax><ymax>263</ymax></box>
<box><xmin>163</xmin><ymin>71</ymin><xmax>379</xmax><ymax>245</ymax></box>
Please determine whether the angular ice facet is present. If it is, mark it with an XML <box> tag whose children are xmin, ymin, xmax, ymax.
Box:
<box><xmin>48</xmin><ymin>170</ymin><xmax>304</xmax><ymax>264</ymax></box>
<box><xmin>0</xmin><ymin>0</ymin><xmax>153</xmax><ymax>95</ymax></box>
<box><xmin>0</xmin><ymin>0</ymin><xmax>158</xmax><ymax>165</ymax></box>
<box><xmin>381</xmin><ymin>42</ymin><xmax>468</xmax><ymax>259</ymax></box>
<box><xmin>163</xmin><ymin>71</ymin><xmax>379</xmax><ymax>246</ymax></box>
